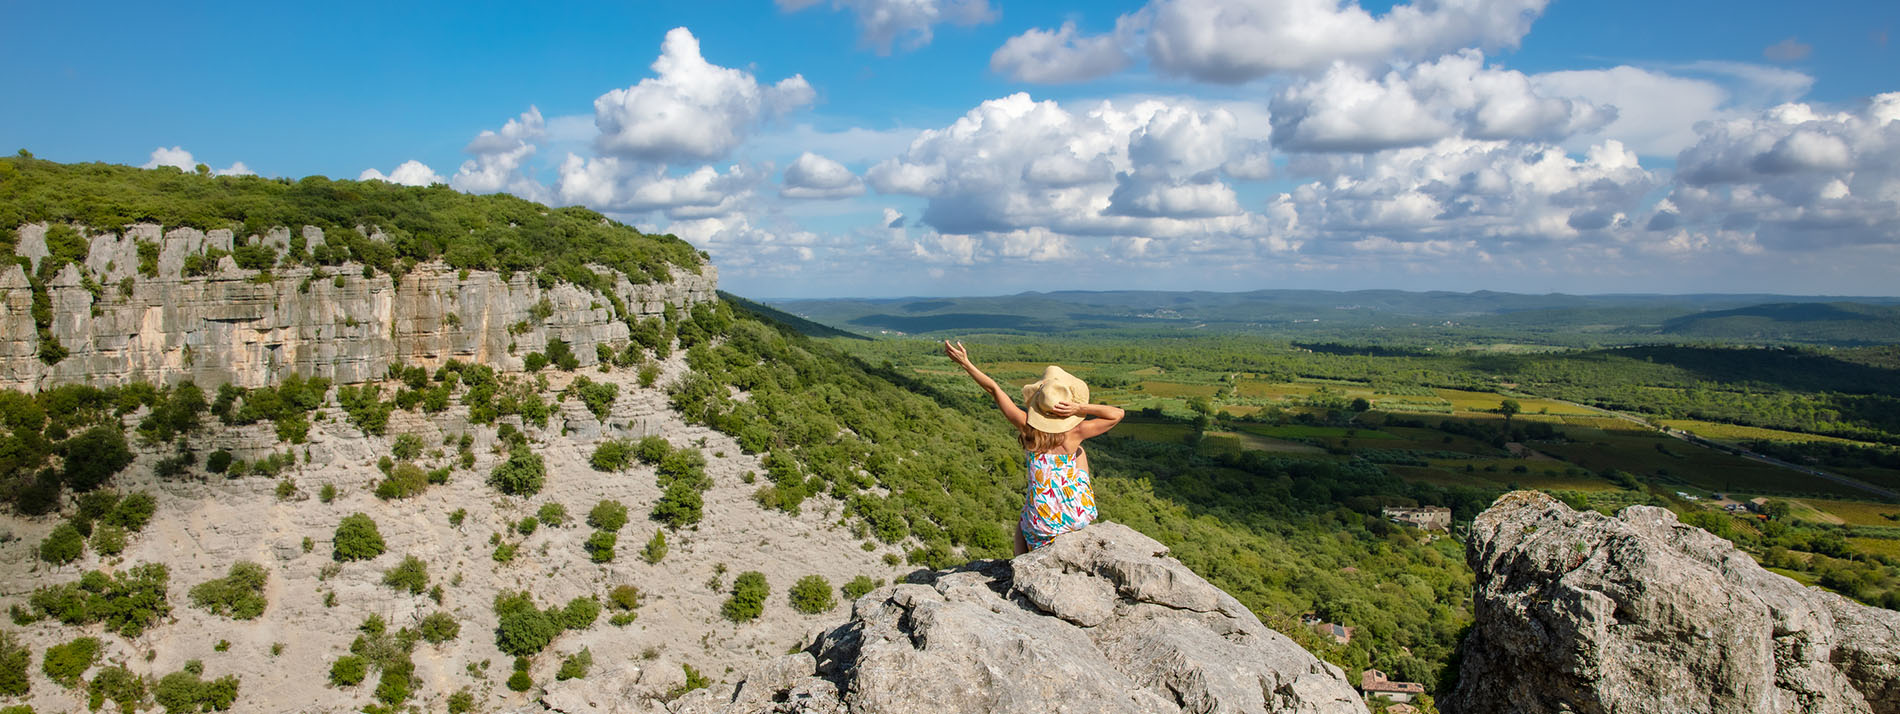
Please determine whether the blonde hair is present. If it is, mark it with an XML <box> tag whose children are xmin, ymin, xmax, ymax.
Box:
<box><xmin>1018</xmin><ymin>424</ymin><xmax>1069</xmax><ymax>453</ymax></box>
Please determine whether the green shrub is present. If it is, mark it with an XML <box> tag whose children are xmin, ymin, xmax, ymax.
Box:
<box><xmin>559</xmin><ymin>597</ymin><xmax>600</xmax><ymax>630</ymax></box>
<box><xmin>447</xmin><ymin>689</ymin><xmax>475</xmax><ymax>714</ymax></box>
<box><xmin>516</xmin><ymin>516</ymin><xmax>539</xmax><ymax>536</ymax></box>
<box><xmin>449</xmin><ymin>508</ymin><xmax>466</xmax><ymax>526</ymax></box>
<box><xmin>641</xmin><ymin>530</ymin><xmax>668</xmax><ymax>564</ymax></box>
<box><xmin>507</xmin><ymin>669</ymin><xmax>533</xmax><ymax>692</ymax></box>
<box><xmin>418</xmin><ymin>612</ymin><xmax>460</xmax><ymax>644</ymax></box>
<box><xmin>89</xmin><ymin>524</ymin><xmax>126</xmax><ymax>556</ymax></box>
<box><xmin>41</xmin><ymin>635</ymin><xmax>99</xmax><ymax>688</ymax></box>
<box><xmin>329</xmin><ymin>655</ymin><xmax>368</xmax><ymax>686</ymax></box>
<box><xmin>318</xmin><ymin>483</ymin><xmax>336</xmax><ymax>503</ymax></box>
<box><xmin>789</xmin><ymin>575</ymin><xmax>836</xmax><ymax>615</ymax></box>
<box><xmin>89</xmin><ymin>666</ymin><xmax>145</xmax><ymax>712</ymax></box>
<box><xmin>60</xmin><ymin>424</ymin><xmax>133</xmax><ymax>491</ymax></box>
<box><xmin>104</xmin><ymin>491</ymin><xmax>155</xmax><ymax>531</ymax></box>
<box><xmin>154</xmin><ymin>668</ymin><xmax>240</xmax><ymax>712</ymax></box>
<box><xmin>493</xmin><ymin>591</ymin><xmax>560</xmax><ymax>657</ymax></box>
<box><xmin>585</xmin><ymin>531</ymin><xmax>617</xmax><ymax>563</ymax></box>
<box><xmin>374</xmin><ymin>462</ymin><xmax>430</xmax><ymax>500</ymax></box>
<box><xmin>206</xmin><ymin>449</ymin><xmax>234</xmax><ymax>474</ymax></box>
<box><xmin>588</xmin><ymin>500</ymin><xmax>628</xmax><ymax>532</ymax></box>
<box><xmin>488</xmin><ymin>445</ymin><xmax>545</xmax><ymax>496</ymax></box>
<box><xmin>546</xmin><ymin>338</ymin><xmax>579</xmax><ymax>371</ymax></box>
<box><xmin>188</xmin><ymin>561</ymin><xmax>269</xmax><ymax>619</ymax></box>
<box><xmin>671</xmin><ymin>663</ymin><xmax>710</xmax><ymax>699</ymax></box>
<box><xmin>589</xmin><ymin>438</ymin><xmax>633</xmax><ymax>472</ymax></box>
<box><xmin>492</xmin><ymin>542</ymin><xmax>518</xmax><ymax>563</ymax></box>
<box><xmin>333</xmin><ymin>513</ymin><xmax>386</xmax><ymax>561</ymax></box>
<box><xmin>0</xmin><ymin>630</ymin><xmax>28</xmax><ymax>696</ymax></box>
<box><xmin>721</xmin><ymin>571</ymin><xmax>769</xmax><ymax>622</ymax></box>
<box><xmin>638</xmin><ymin>363</ymin><xmax>661</xmax><ymax>388</ymax></box>
<box><xmin>651</xmin><ymin>482</ymin><xmax>703</xmax><ymax>529</ymax></box>
<box><xmin>537</xmin><ymin>502</ymin><xmax>568</xmax><ymax>526</ymax></box>
<box><xmin>556</xmin><ymin>648</ymin><xmax>593</xmax><ymax>681</ymax></box>
<box><xmin>841</xmin><ymin>575</ymin><xmax>881</xmax><ymax>601</ymax></box>
<box><xmin>608</xmin><ymin>585</ymin><xmax>643</xmax><ymax>611</ymax></box>
<box><xmin>38</xmin><ymin>523</ymin><xmax>84</xmax><ymax>565</ymax></box>
<box><xmin>382</xmin><ymin>556</ymin><xmax>429</xmax><ymax>595</ymax></box>
<box><xmin>23</xmin><ymin>563</ymin><xmax>170</xmax><ymax>637</ymax></box>
<box><xmin>634</xmin><ymin>436</ymin><xmax>670</xmax><ymax>464</ymax></box>
<box><xmin>391</xmin><ymin>433</ymin><xmax>424</xmax><ymax>461</ymax></box>
<box><xmin>568</xmin><ymin>377</ymin><xmax>617</xmax><ymax>420</ymax></box>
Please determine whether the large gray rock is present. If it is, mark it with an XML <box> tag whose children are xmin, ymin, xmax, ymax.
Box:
<box><xmin>679</xmin><ymin>522</ymin><xmax>1367</xmax><ymax>714</ymax></box>
<box><xmin>1447</xmin><ymin>491</ymin><xmax>1900</xmax><ymax>714</ymax></box>
<box><xmin>0</xmin><ymin>223</ymin><xmax>718</xmax><ymax>390</ymax></box>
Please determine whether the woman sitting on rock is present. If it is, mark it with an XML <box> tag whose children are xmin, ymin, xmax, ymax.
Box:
<box><xmin>944</xmin><ymin>340</ymin><xmax>1124</xmax><ymax>555</ymax></box>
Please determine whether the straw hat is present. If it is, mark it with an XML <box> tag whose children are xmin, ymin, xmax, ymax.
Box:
<box><xmin>1020</xmin><ymin>365</ymin><xmax>1090</xmax><ymax>433</ymax></box>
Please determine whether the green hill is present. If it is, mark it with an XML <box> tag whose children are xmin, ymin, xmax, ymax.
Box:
<box><xmin>1660</xmin><ymin>303</ymin><xmax>1900</xmax><ymax>345</ymax></box>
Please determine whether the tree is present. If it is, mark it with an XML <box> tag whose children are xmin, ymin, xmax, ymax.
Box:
<box><xmin>1499</xmin><ymin>399</ymin><xmax>1521</xmax><ymax>426</ymax></box>
<box><xmin>585</xmin><ymin>531</ymin><xmax>617</xmax><ymax>563</ymax></box>
<box><xmin>0</xmin><ymin>630</ymin><xmax>27</xmax><ymax>696</ymax></box>
<box><xmin>61</xmin><ymin>425</ymin><xmax>133</xmax><ymax>491</ymax></box>
<box><xmin>641</xmin><ymin>530</ymin><xmax>668</xmax><ymax>564</ymax></box>
<box><xmin>1763</xmin><ymin>499</ymin><xmax>1793</xmax><ymax>520</ymax></box>
<box><xmin>38</xmin><ymin>522</ymin><xmax>84</xmax><ymax>565</ymax></box>
<box><xmin>489</xmin><ymin>445</ymin><xmax>546</xmax><ymax>496</ymax></box>
<box><xmin>722</xmin><ymin>571</ymin><xmax>769</xmax><ymax>622</ymax></box>
<box><xmin>588</xmin><ymin>500</ymin><xmax>629</xmax><ymax>532</ymax></box>
<box><xmin>42</xmin><ymin>635</ymin><xmax>100</xmax><ymax>688</ymax></box>
<box><xmin>382</xmin><ymin>555</ymin><xmax>429</xmax><ymax>595</ymax></box>
<box><xmin>333</xmin><ymin>514</ymin><xmax>386</xmax><ymax>561</ymax></box>
<box><xmin>418</xmin><ymin>612</ymin><xmax>460</xmax><ymax>644</ymax></box>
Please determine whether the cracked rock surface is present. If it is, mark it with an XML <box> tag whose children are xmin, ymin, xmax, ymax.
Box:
<box><xmin>1447</xmin><ymin>491</ymin><xmax>1900</xmax><ymax>714</ymax></box>
<box><xmin>674</xmin><ymin>522</ymin><xmax>1367</xmax><ymax>714</ymax></box>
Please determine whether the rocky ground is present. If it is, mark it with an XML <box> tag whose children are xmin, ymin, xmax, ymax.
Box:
<box><xmin>0</xmin><ymin>353</ymin><xmax>912</xmax><ymax>713</ymax></box>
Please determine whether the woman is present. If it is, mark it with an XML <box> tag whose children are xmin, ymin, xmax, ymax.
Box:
<box><xmin>944</xmin><ymin>340</ymin><xmax>1124</xmax><ymax>555</ymax></box>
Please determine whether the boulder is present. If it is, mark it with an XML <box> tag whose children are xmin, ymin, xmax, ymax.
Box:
<box><xmin>678</xmin><ymin>522</ymin><xmax>1367</xmax><ymax>714</ymax></box>
<box><xmin>1447</xmin><ymin>491</ymin><xmax>1900</xmax><ymax>714</ymax></box>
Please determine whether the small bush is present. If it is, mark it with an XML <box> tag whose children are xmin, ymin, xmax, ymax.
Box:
<box><xmin>90</xmin><ymin>666</ymin><xmax>146</xmax><ymax>712</ymax></box>
<box><xmin>318</xmin><ymin>483</ymin><xmax>336</xmax><ymax>503</ymax></box>
<box><xmin>651</xmin><ymin>482</ymin><xmax>703</xmax><ymax>529</ymax></box>
<box><xmin>329</xmin><ymin>655</ymin><xmax>368</xmax><ymax>686</ymax></box>
<box><xmin>333</xmin><ymin>513</ymin><xmax>386</xmax><ymax>562</ymax></box>
<box><xmin>206</xmin><ymin>449</ymin><xmax>234</xmax><ymax>474</ymax></box>
<box><xmin>188</xmin><ymin>561</ymin><xmax>269</xmax><ymax>619</ymax></box>
<box><xmin>382</xmin><ymin>556</ymin><xmax>429</xmax><ymax>595</ymax></box>
<box><xmin>493</xmin><ymin>542</ymin><xmax>518</xmax><ymax>563</ymax></box>
<box><xmin>90</xmin><ymin>525</ymin><xmax>127</xmax><ymax>556</ymax></box>
<box><xmin>449</xmin><ymin>508</ymin><xmax>466</xmax><ymax>526</ymax></box>
<box><xmin>634</xmin><ymin>436</ymin><xmax>670</xmax><ymax>464</ymax></box>
<box><xmin>507</xmin><ymin>669</ymin><xmax>533</xmax><ymax>692</ymax></box>
<box><xmin>488</xmin><ymin>445</ymin><xmax>545</xmax><ymax>496</ymax></box>
<box><xmin>516</xmin><ymin>516</ymin><xmax>539</xmax><ymax>536</ymax></box>
<box><xmin>42</xmin><ymin>635</ymin><xmax>100</xmax><ymax>688</ymax></box>
<box><xmin>104</xmin><ymin>492</ymin><xmax>156</xmax><ymax>531</ymax></box>
<box><xmin>154</xmin><ymin>668</ymin><xmax>239</xmax><ymax>712</ymax></box>
<box><xmin>721</xmin><ymin>571</ymin><xmax>769</xmax><ymax>622</ymax></box>
<box><xmin>374</xmin><ymin>462</ymin><xmax>430</xmax><ymax>500</ymax></box>
<box><xmin>537</xmin><ymin>502</ymin><xmax>568</xmax><ymax>526</ymax></box>
<box><xmin>841</xmin><ymin>575</ymin><xmax>882</xmax><ymax>601</ymax></box>
<box><xmin>493</xmin><ymin>592</ymin><xmax>561</xmax><ymax>657</ymax></box>
<box><xmin>38</xmin><ymin>523</ymin><xmax>84</xmax><ymax>565</ymax></box>
<box><xmin>559</xmin><ymin>597</ymin><xmax>600</xmax><ymax>630</ymax></box>
<box><xmin>641</xmin><ymin>530</ymin><xmax>668</xmax><ymax>564</ymax></box>
<box><xmin>789</xmin><ymin>575</ymin><xmax>836</xmax><ymax>615</ymax></box>
<box><xmin>391</xmin><ymin>433</ymin><xmax>424</xmax><ymax>461</ymax></box>
<box><xmin>418</xmin><ymin>612</ymin><xmax>460</xmax><ymax>644</ymax></box>
<box><xmin>447</xmin><ymin>689</ymin><xmax>475</xmax><ymax>714</ymax></box>
<box><xmin>608</xmin><ymin>585</ymin><xmax>643</xmax><ymax>611</ymax></box>
<box><xmin>585</xmin><ymin>531</ymin><xmax>617</xmax><ymax>563</ymax></box>
<box><xmin>589</xmin><ymin>438</ymin><xmax>633</xmax><ymax>472</ymax></box>
<box><xmin>0</xmin><ymin>630</ymin><xmax>28</xmax><ymax>696</ymax></box>
<box><xmin>588</xmin><ymin>500</ymin><xmax>628</xmax><ymax>532</ymax></box>
<box><xmin>556</xmin><ymin>648</ymin><xmax>593</xmax><ymax>681</ymax></box>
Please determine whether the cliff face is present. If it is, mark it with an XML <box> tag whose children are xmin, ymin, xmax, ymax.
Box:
<box><xmin>665</xmin><ymin>522</ymin><xmax>1368</xmax><ymax>714</ymax></box>
<box><xmin>1447</xmin><ymin>491</ymin><xmax>1900</xmax><ymax>714</ymax></box>
<box><xmin>0</xmin><ymin>223</ymin><xmax>716</xmax><ymax>389</ymax></box>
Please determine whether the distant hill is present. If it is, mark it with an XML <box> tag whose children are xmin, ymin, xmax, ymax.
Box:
<box><xmin>721</xmin><ymin>291</ymin><xmax>870</xmax><ymax>340</ymax></box>
<box><xmin>1660</xmin><ymin>303</ymin><xmax>1900</xmax><ymax>344</ymax></box>
<box><xmin>768</xmin><ymin>290</ymin><xmax>1900</xmax><ymax>346</ymax></box>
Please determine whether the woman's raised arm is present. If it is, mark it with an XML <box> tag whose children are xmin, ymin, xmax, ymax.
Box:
<box><xmin>944</xmin><ymin>340</ymin><xmax>1027</xmax><ymax>430</ymax></box>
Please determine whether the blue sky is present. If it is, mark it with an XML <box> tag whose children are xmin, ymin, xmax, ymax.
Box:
<box><xmin>4</xmin><ymin>0</ymin><xmax>1897</xmax><ymax>298</ymax></box>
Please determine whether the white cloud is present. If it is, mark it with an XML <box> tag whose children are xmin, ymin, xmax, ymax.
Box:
<box><xmin>140</xmin><ymin>146</ymin><xmax>253</xmax><ymax>176</ymax></box>
<box><xmin>781</xmin><ymin>152</ymin><xmax>866</xmax><ymax>199</ymax></box>
<box><xmin>778</xmin><ymin>0</ymin><xmax>996</xmax><ymax>54</ymax></box>
<box><xmin>451</xmin><ymin>107</ymin><xmax>546</xmax><ymax>198</ymax></box>
<box><xmin>555</xmin><ymin>154</ymin><xmax>762</xmax><ymax>217</ymax></box>
<box><xmin>593</xmin><ymin>28</ymin><xmax>815</xmax><ymax>163</ymax></box>
<box><xmin>1763</xmin><ymin>37</ymin><xmax>1813</xmax><ymax>62</ymax></box>
<box><xmin>359</xmin><ymin>160</ymin><xmax>444</xmax><ymax>186</ymax></box>
<box><xmin>1271</xmin><ymin>51</ymin><xmax>1613</xmax><ymax>153</ymax></box>
<box><xmin>1000</xmin><ymin>0</ymin><xmax>1550</xmax><ymax>85</ymax></box>
<box><xmin>990</xmin><ymin>20</ymin><xmax>1133</xmax><ymax>83</ymax></box>
<box><xmin>1532</xmin><ymin>66</ymin><xmax>1730</xmax><ymax>157</ymax></box>
<box><xmin>1670</xmin><ymin>93</ymin><xmax>1900</xmax><ymax>248</ymax></box>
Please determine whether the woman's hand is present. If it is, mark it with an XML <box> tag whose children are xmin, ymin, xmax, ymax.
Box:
<box><xmin>1048</xmin><ymin>401</ymin><xmax>1082</xmax><ymax>418</ymax></box>
<box><xmin>943</xmin><ymin>340</ymin><xmax>971</xmax><ymax>366</ymax></box>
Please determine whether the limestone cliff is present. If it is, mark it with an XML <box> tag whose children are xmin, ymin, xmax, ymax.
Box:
<box><xmin>1446</xmin><ymin>491</ymin><xmax>1900</xmax><ymax>714</ymax></box>
<box><xmin>0</xmin><ymin>223</ymin><xmax>716</xmax><ymax>389</ymax></box>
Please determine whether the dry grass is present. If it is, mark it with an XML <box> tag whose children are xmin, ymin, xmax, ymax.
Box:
<box><xmin>1660</xmin><ymin>419</ymin><xmax>1867</xmax><ymax>446</ymax></box>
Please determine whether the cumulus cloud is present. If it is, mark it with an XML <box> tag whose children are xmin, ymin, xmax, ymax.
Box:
<box><xmin>1531</xmin><ymin>66</ymin><xmax>1731</xmax><ymax>157</ymax></box>
<box><xmin>140</xmin><ymin>146</ymin><xmax>253</xmax><ymax>176</ymax></box>
<box><xmin>555</xmin><ymin>154</ymin><xmax>762</xmax><ymax>217</ymax></box>
<box><xmin>1669</xmin><ymin>93</ymin><xmax>1900</xmax><ymax>248</ymax></box>
<box><xmin>778</xmin><ymin>0</ymin><xmax>995</xmax><ymax>54</ymax></box>
<box><xmin>1271</xmin><ymin>51</ymin><xmax>1614</xmax><ymax>153</ymax></box>
<box><xmin>781</xmin><ymin>152</ymin><xmax>866</xmax><ymax>199</ymax></box>
<box><xmin>990</xmin><ymin>20</ymin><xmax>1133</xmax><ymax>83</ymax></box>
<box><xmin>359</xmin><ymin>160</ymin><xmax>444</xmax><ymax>186</ymax></box>
<box><xmin>998</xmin><ymin>0</ymin><xmax>1550</xmax><ymax>85</ymax></box>
<box><xmin>451</xmin><ymin>107</ymin><xmax>546</xmax><ymax>197</ymax></box>
<box><xmin>594</xmin><ymin>27</ymin><xmax>815</xmax><ymax>163</ymax></box>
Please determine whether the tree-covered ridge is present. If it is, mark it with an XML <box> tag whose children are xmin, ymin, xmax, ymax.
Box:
<box><xmin>0</xmin><ymin>154</ymin><xmax>702</xmax><ymax>286</ymax></box>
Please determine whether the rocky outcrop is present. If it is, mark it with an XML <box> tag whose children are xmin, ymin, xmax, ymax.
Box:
<box><xmin>673</xmin><ymin>522</ymin><xmax>1367</xmax><ymax>714</ymax></box>
<box><xmin>0</xmin><ymin>223</ymin><xmax>716</xmax><ymax>389</ymax></box>
<box><xmin>1447</xmin><ymin>491</ymin><xmax>1900</xmax><ymax>714</ymax></box>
